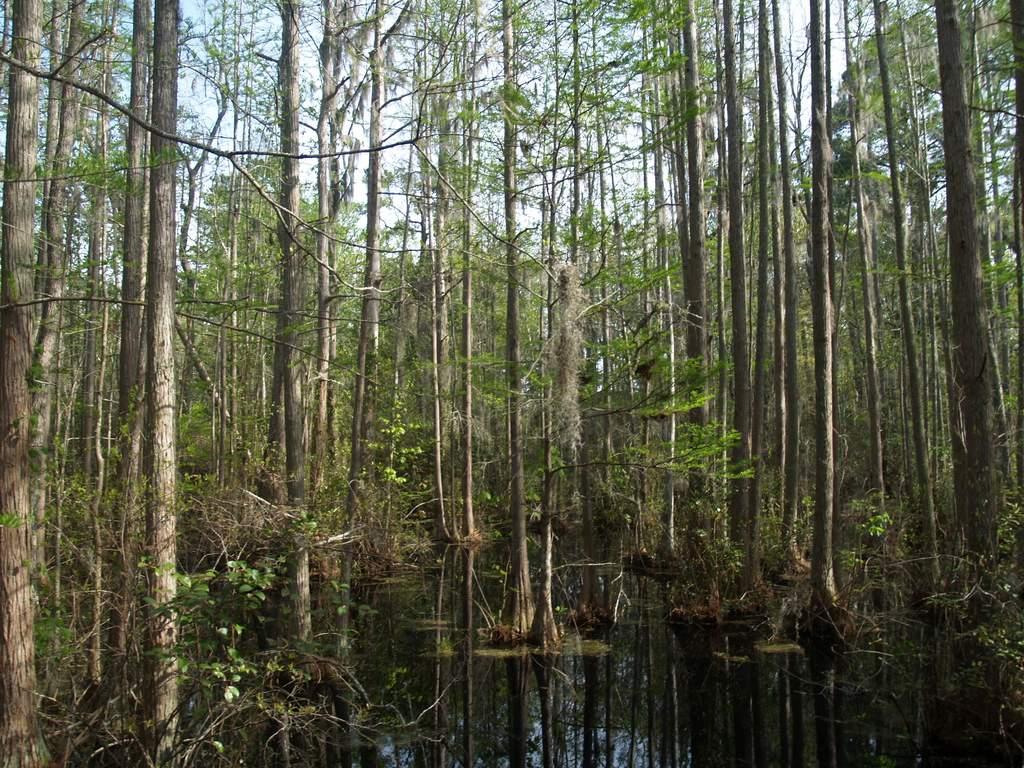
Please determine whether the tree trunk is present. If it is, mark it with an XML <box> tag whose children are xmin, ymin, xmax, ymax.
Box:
<box><xmin>502</xmin><ymin>0</ymin><xmax>533</xmax><ymax>634</ymax></box>
<box><xmin>845</xmin><ymin>0</ymin><xmax>884</xmax><ymax>509</ymax></box>
<box><xmin>773</xmin><ymin>0</ymin><xmax>800</xmax><ymax>561</ymax></box>
<box><xmin>652</xmin><ymin>75</ymin><xmax>677</xmax><ymax>560</ymax></box>
<box><xmin>810</xmin><ymin>0</ymin><xmax>836</xmax><ymax>605</ymax></box>
<box><xmin>31</xmin><ymin>0</ymin><xmax>84</xmax><ymax>565</ymax></box>
<box><xmin>747</xmin><ymin>0</ymin><xmax>772</xmax><ymax>590</ymax></box>
<box><xmin>144</xmin><ymin>0</ymin><xmax>180</xmax><ymax>756</ymax></box>
<box><xmin>724</xmin><ymin>0</ymin><xmax>751</xmax><ymax>551</ymax></box>
<box><xmin>530</xmin><ymin>219</ymin><xmax>559</xmax><ymax>648</ymax></box>
<box><xmin>714</xmin><ymin>8</ymin><xmax>729</xmax><ymax>512</ymax></box>
<box><xmin>429</xmin><ymin>169</ymin><xmax>450</xmax><ymax>542</ymax></box>
<box><xmin>278</xmin><ymin>0</ymin><xmax>310</xmax><ymax>642</ymax></box>
<box><xmin>110</xmin><ymin>0</ymin><xmax>150</xmax><ymax>670</ymax></box>
<box><xmin>313</xmin><ymin>0</ymin><xmax>338</xmax><ymax>493</ymax></box>
<box><xmin>461</xmin><ymin>3</ymin><xmax>479</xmax><ymax>540</ymax></box>
<box><xmin>346</xmin><ymin>3</ymin><xmax>383</xmax><ymax>527</ymax></box>
<box><xmin>1012</xmin><ymin>0</ymin><xmax>1024</xmax><ymax>501</ymax></box>
<box><xmin>935</xmin><ymin>0</ymin><xmax>996</xmax><ymax>566</ymax></box>
<box><xmin>872</xmin><ymin>0</ymin><xmax>938</xmax><ymax>586</ymax></box>
<box><xmin>683</xmin><ymin>0</ymin><xmax>706</xmax><ymax>429</ymax></box>
<box><xmin>86</xmin><ymin>77</ymin><xmax>113</xmax><ymax>683</ymax></box>
<box><xmin>0</xmin><ymin>0</ymin><xmax>46</xmax><ymax>756</ymax></box>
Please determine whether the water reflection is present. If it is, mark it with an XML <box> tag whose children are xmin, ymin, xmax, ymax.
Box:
<box><xmin>340</xmin><ymin>549</ymin><xmax>935</xmax><ymax>767</ymax></box>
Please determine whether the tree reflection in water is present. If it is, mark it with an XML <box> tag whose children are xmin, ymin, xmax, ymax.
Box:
<box><xmin>337</xmin><ymin>550</ymin><xmax>987</xmax><ymax>767</ymax></box>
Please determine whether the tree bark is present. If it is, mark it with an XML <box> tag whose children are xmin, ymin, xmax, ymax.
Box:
<box><xmin>873</xmin><ymin>0</ymin><xmax>939</xmax><ymax>586</ymax></box>
<box><xmin>313</xmin><ymin>0</ymin><xmax>338</xmax><ymax>493</ymax></box>
<box><xmin>935</xmin><ymin>0</ymin><xmax>996</xmax><ymax>565</ymax></box>
<box><xmin>0</xmin><ymin>0</ymin><xmax>46</xmax><ymax>756</ymax></box>
<box><xmin>110</xmin><ymin>0</ymin><xmax>150</xmax><ymax>669</ymax></box>
<box><xmin>773</xmin><ymin>0</ymin><xmax>800</xmax><ymax>561</ymax></box>
<box><xmin>346</xmin><ymin>3</ymin><xmax>383</xmax><ymax>531</ymax></box>
<box><xmin>683</xmin><ymin>0</ymin><xmax>707</xmax><ymax>428</ymax></box>
<box><xmin>652</xmin><ymin>74</ymin><xmax>677</xmax><ymax>560</ymax></box>
<box><xmin>747</xmin><ymin>0</ymin><xmax>772</xmax><ymax>590</ymax></box>
<box><xmin>845</xmin><ymin>0</ymin><xmax>884</xmax><ymax>509</ymax></box>
<box><xmin>460</xmin><ymin>2</ymin><xmax>479</xmax><ymax>540</ymax></box>
<box><xmin>810</xmin><ymin>0</ymin><xmax>836</xmax><ymax>605</ymax></box>
<box><xmin>278</xmin><ymin>0</ymin><xmax>310</xmax><ymax>642</ymax></box>
<box><xmin>144</xmin><ymin>0</ymin><xmax>180</xmax><ymax>756</ymax></box>
<box><xmin>724</xmin><ymin>0</ymin><xmax>751</xmax><ymax>551</ymax></box>
<box><xmin>530</xmin><ymin>208</ymin><xmax>559</xmax><ymax>647</ymax></box>
<box><xmin>502</xmin><ymin>0</ymin><xmax>533</xmax><ymax>634</ymax></box>
<box><xmin>429</xmin><ymin>169</ymin><xmax>450</xmax><ymax>542</ymax></box>
<box><xmin>1012</xmin><ymin>0</ymin><xmax>1024</xmax><ymax>501</ymax></box>
<box><xmin>31</xmin><ymin>0</ymin><xmax>84</xmax><ymax>565</ymax></box>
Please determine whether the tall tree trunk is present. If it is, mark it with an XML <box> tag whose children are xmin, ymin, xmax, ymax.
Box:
<box><xmin>872</xmin><ymin>0</ymin><xmax>938</xmax><ymax>586</ymax></box>
<box><xmin>652</xmin><ymin>76</ymin><xmax>677</xmax><ymax>560</ymax></box>
<box><xmin>502</xmin><ymin>0</ymin><xmax>533</xmax><ymax>634</ymax></box>
<box><xmin>935</xmin><ymin>0</ymin><xmax>997</xmax><ymax>566</ymax></box>
<box><xmin>531</xmin><ymin>0</ymin><xmax>563</xmax><ymax>643</ymax></box>
<box><xmin>111</xmin><ymin>0</ymin><xmax>150</xmax><ymax>669</ymax></box>
<box><xmin>460</xmin><ymin>2</ymin><xmax>479</xmax><ymax>540</ymax></box>
<box><xmin>770</xmin><ymin>97</ymin><xmax>786</xmax><ymax>505</ymax></box>
<box><xmin>31</xmin><ymin>0</ymin><xmax>84</xmax><ymax>565</ymax></box>
<box><xmin>773</xmin><ymin>0</ymin><xmax>800</xmax><ymax>561</ymax></box>
<box><xmin>683</xmin><ymin>0</ymin><xmax>706</xmax><ymax>430</ymax></box>
<box><xmin>1012</xmin><ymin>0</ymin><xmax>1024</xmax><ymax>501</ymax></box>
<box><xmin>346</xmin><ymin>3</ymin><xmax>383</xmax><ymax>526</ymax></box>
<box><xmin>747</xmin><ymin>0</ymin><xmax>772</xmax><ymax>590</ymax></box>
<box><xmin>531</xmin><ymin>195</ymin><xmax>558</xmax><ymax>647</ymax></box>
<box><xmin>810</xmin><ymin>0</ymin><xmax>836</xmax><ymax>606</ymax></box>
<box><xmin>0</xmin><ymin>0</ymin><xmax>46</xmax><ymax>756</ymax></box>
<box><xmin>714</xmin><ymin>7</ymin><xmax>729</xmax><ymax>511</ymax></box>
<box><xmin>845</xmin><ymin>0</ymin><xmax>884</xmax><ymax>509</ymax></box>
<box><xmin>313</xmin><ymin>0</ymin><xmax>338</xmax><ymax>493</ymax></box>
<box><xmin>144</xmin><ymin>0</ymin><xmax>180</xmax><ymax>756</ymax></box>
<box><xmin>86</xmin><ymin>73</ymin><xmax>113</xmax><ymax>683</ymax></box>
<box><xmin>278</xmin><ymin>0</ymin><xmax>310</xmax><ymax>642</ymax></box>
<box><xmin>429</xmin><ymin>169</ymin><xmax>450</xmax><ymax>542</ymax></box>
<box><xmin>724</xmin><ymin>0</ymin><xmax>751</xmax><ymax>551</ymax></box>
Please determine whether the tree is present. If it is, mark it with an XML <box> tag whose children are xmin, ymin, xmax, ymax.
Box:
<box><xmin>31</xmin><ymin>0</ymin><xmax>85</xmax><ymax>569</ymax></box>
<box><xmin>810</xmin><ymin>0</ymin><xmax>836</xmax><ymax>606</ymax></box>
<box><xmin>502</xmin><ymin>0</ymin><xmax>533</xmax><ymax>634</ymax></box>
<box><xmin>935</xmin><ymin>0</ymin><xmax>996</xmax><ymax>566</ymax></box>
<box><xmin>746</xmin><ymin>0</ymin><xmax>772</xmax><ymax>589</ymax></box>
<box><xmin>111</xmin><ymin>0</ymin><xmax>150</xmax><ymax>668</ymax></box>
<box><xmin>144</xmin><ymin>0</ymin><xmax>181</xmax><ymax>757</ymax></box>
<box><xmin>460</xmin><ymin>1</ymin><xmax>479</xmax><ymax>541</ymax></box>
<box><xmin>313</xmin><ymin>0</ymin><xmax>340</xmax><ymax>493</ymax></box>
<box><xmin>0</xmin><ymin>0</ymin><xmax>46</xmax><ymax>759</ymax></box>
<box><xmin>278</xmin><ymin>0</ymin><xmax>310</xmax><ymax>641</ymax></box>
<box><xmin>724</xmin><ymin>0</ymin><xmax>751</xmax><ymax>554</ymax></box>
<box><xmin>773</xmin><ymin>0</ymin><xmax>801</xmax><ymax>562</ymax></box>
<box><xmin>872</xmin><ymin>0</ymin><xmax>939</xmax><ymax>585</ymax></box>
<box><xmin>346</xmin><ymin>0</ymin><xmax>383</xmax><ymax>531</ymax></box>
<box><xmin>682</xmin><ymin>0</ymin><xmax>706</xmax><ymax>430</ymax></box>
<box><xmin>1012</xmin><ymin>0</ymin><xmax>1024</xmax><ymax>509</ymax></box>
<box><xmin>844</xmin><ymin>0</ymin><xmax>884</xmax><ymax>511</ymax></box>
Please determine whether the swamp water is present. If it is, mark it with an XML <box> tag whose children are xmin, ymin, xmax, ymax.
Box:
<box><xmin>331</xmin><ymin>547</ymin><xmax>1007</xmax><ymax>767</ymax></box>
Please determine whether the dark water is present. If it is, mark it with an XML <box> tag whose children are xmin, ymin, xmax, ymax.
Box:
<box><xmin>338</xmin><ymin>547</ymin><xmax>967</xmax><ymax>768</ymax></box>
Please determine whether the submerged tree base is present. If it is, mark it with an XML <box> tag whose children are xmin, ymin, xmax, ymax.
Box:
<box><xmin>568</xmin><ymin>604</ymin><xmax>614</xmax><ymax>634</ymax></box>
<box><xmin>623</xmin><ymin>549</ymin><xmax>678</xmax><ymax>581</ymax></box>
<box><xmin>488</xmin><ymin>623</ymin><xmax>527</xmax><ymax>646</ymax></box>
<box><xmin>795</xmin><ymin>596</ymin><xmax>853</xmax><ymax>658</ymax></box>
